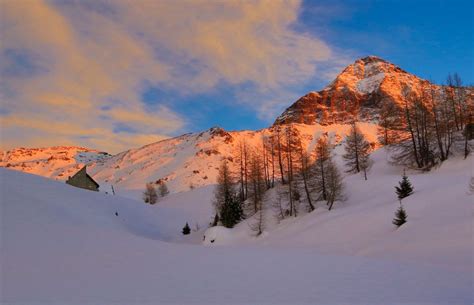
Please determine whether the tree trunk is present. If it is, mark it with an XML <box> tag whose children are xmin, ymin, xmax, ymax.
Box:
<box><xmin>302</xmin><ymin>174</ymin><xmax>314</xmax><ymax>211</ymax></box>
<box><xmin>277</xmin><ymin>131</ymin><xmax>286</xmax><ymax>184</ymax></box>
<box><xmin>320</xmin><ymin>159</ymin><xmax>327</xmax><ymax>201</ymax></box>
<box><xmin>405</xmin><ymin>101</ymin><xmax>422</xmax><ymax>168</ymax></box>
<box><xmin>286</xmin><ymin>141</ymin><xmax>293</xmax><ymax>216</ymax></box>
<box><xmin>271</xmin><ymin>139</ymin><xmax>275</xmax><ymax>187</ymax></box>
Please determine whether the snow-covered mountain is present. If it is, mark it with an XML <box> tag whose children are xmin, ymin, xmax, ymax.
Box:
<box><xmin>0</xmin><ymin>146</ymin><xmax>111</xmax><ymax>181</ymax></box>
<box><xmin>274</xmin><ymin>56</ymin><xmax>470</xmax><ymax>125</ymax></box>
<box><xmin>1</xmin><ymin>56</ymin><xmax>470</xmax><ymax>194</ymax></box>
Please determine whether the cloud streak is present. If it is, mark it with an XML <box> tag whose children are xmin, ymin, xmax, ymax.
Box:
<box><xmin>1</xmin><ymin>0</ymin><xmax>338</xmax><ymax>153</ymax></box>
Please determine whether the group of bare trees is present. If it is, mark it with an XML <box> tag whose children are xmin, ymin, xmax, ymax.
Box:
<box><xmin>379</xmin><ymin>74</ymin><xmax>473</xmax><ymax>170</ymax></box>
<box><xmin>213</xmin><ymin>124</ymin><xmax>345</xmax><ymax>233</ymax></box>
<box><xmin>143</xmin><ymin>182</ymin><xmax>169</xmax><ymax>204</ymax></box>
<box><xmin>255</xmin><ymin>125</ymin><xmax>344</xmax><ymax>217</ymax></box>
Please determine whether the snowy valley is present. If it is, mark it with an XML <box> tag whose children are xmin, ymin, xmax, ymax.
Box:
<box><xmin>1</xmin><ymin>149</ymin><xmax>472</xmax><ymax>304</ymax></box>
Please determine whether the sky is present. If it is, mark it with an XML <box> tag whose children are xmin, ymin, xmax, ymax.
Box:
<box><xmin>1</xmin><ymin>0</ymin><xmax>473</xmax><ymax>153</ymax></box>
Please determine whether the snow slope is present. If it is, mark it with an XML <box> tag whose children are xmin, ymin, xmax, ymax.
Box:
<box><xmin>88</xmin><ymin>123</ymin><xmax>379</xmax><ymax>196</ymax></box>
<box><xmin>0</xmin><ymin>124</ymin><xmax>378</xmax><ymax>199</ymax></box>
<box><xmin>1</xmin><ymin>148</ymin><xmax>473</xmax><ymax>304</ymax></box>
<box><xmin>198</xmin><ymin>148</ymin><xmax>473</xmax><ymax>269</ymax></box>
<box><xmin>0</xmin><ymin>146</ymin><xmax>111</xmax><ymax>181</ymax></box>
<box><xmin>257</xmin><ymin>148</ymin><xmax>473</xmax><ymax>270</ymax></box>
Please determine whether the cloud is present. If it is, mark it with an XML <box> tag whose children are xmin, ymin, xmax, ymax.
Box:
<box><xmin>109</xmin><ymin>0</ymin><xmax>333</xmax><ymax>91</ymax></box>
<box><xmin>0</xmin><ymin>117</ymin><xmax>168</xmax><ymax>154</ymax></box>
<box><xmin>1</xmin><ymin>0</ymin><xmax>339</xmax><ymax>153</ymax></box>
<box><xmin>1</xmin><ymin>0</ymin><xmax>177</xmax><ymax>152</ymax></box>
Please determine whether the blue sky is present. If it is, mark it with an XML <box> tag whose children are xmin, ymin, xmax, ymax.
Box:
<box><xmin>298</xmin><ymin>0</ymin><xmax>474</xmax><ymax>83</ymax></box>
<box><xmin>1</xmin><ymin>0</ymin><xmax>473</xmax><ymax>152</ymax></box>
<box><xmin>164</xmin><ymin>0</ymin><xmax>474</xmax><ymax>132</ymax></box>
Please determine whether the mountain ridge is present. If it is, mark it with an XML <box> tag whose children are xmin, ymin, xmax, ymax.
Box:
<box><xmin>1</xmin><ymin>56</ymin><xmax>471</xmax><ymax>193</ymax></box>
<box><xmin>0</xmin><ymin>146</ymin><xmax>111</xmax><ymax>181</ymax></box>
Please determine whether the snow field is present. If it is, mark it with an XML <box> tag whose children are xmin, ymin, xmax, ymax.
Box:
<box><xmin>1</xmin><ymin>148</ymin><xmax>472</xmax><ymax>304</ymax></box>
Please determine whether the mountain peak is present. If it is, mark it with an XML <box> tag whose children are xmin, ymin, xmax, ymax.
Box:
<box><xmin>335</xmin><ymin>55</ymin><xmax>405</xmax><ymax>84</ymax></box>
<box><xmin>356</xmin><ymin>55</ymin><xmax>387</xmax><ymax>64</ymax></box>
<box><xmin>273</xmin><ymin>56</ymin><xmax>432</xmax><ymax>126</ymax></box>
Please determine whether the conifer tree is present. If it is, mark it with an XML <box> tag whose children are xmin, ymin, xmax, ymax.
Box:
<box><xmin>284</xmin><ymin>125</ymin><xmax>301</xmax><ymax>216</ymax></box>
<box><xmin>182</xmin><ymin>222</ymin><xmax>191</xmax><ymax>235</ymax></box>
<box><xmin>211</xmin><ymin>213</ymin><xmax>219</xmax><ymax>227</ymax></box>
<box><xmin>267</xmin><ymin>132</ymin><xmax>276</xmax><ymax>188</ymax></box>
<box><xmin>395</xmin><ymin>171</ymin><xmax>414</xmax><ymax>200</ymax></box>
<box><xmin>220</xmin><ymin>195</ymin><xmax>244</xmax><ymax>228</ymax></box>
<box><xmin>296</xmin><ymin>142</ymin><xmax>314</xmax><ymax>212</ymax></box>
<box><xmin>213</xmin><ymin>160</ymin><xmax>243</xmax><ymax>228</ymax></box>
<box><xmin>248</xmin><ymin>153</ymin><xmax>266</xmax><ymax>215</ymax></box>
<box><xmin>393</xmin><ymin>204</ymin><xmax>407</xmax><ymax>227</ymax></box>
<box><xmin>273</xmin><ymin>127</ymin><xmax>286</xmax><ymax>185</ymax></box>
<box><xmin>236</xmin><ymin>140</ymin><xmax>251</xmax><ymax>201</ymax></box>
<box><xmin>378</xmin><ymin>102</ymin><xmax>400</xmax><ymax>145</ymax></box>
<box><xmin>326</xmin><ymin>160</ymin><xmax>344</xmax><ymax>211</ymax></box>
<box><xmin>313</xmin><ymin>137</ymin><xmax>331</xmax><ymax>201</ymax></box>
<box><xmin>343</xmin><ymin>121</ymin><xmax>371</xmax><ymax>175</ymax></box>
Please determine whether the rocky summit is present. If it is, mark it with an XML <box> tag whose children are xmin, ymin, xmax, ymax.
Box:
<box><xmin>274</xmin><ymin>56</ymin><xmax>435</xmax><ymax>126</ymax></box>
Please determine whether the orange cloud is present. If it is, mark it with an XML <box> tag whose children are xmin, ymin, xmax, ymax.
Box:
<box><xmin>1</xmin><ymin>0</ymin><xmax>338</xmax><ymax>153</ymax></box>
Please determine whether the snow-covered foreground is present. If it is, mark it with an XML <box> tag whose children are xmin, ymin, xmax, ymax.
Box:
<box><xmin>1</xmin><ymin>151</ymin><xmax>473</xmax><ymax>304</ymax></box>
<box><xmin>255</xmin><ymin>149</ymin><xmax>474</xmax><ymax>270</ymax></box>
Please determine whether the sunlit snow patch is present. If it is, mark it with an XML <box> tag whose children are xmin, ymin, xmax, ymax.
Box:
<box><xmin>202</xmin><ymin>226</ymin><xmax>235</xmax><ymax>245</ymax></box>
<box><xmin>356</xmin><ymin>72</ymin><xmax>385</xmax><ymax>94</ymax></box>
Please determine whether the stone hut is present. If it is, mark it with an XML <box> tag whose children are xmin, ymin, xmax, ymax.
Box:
<box><xmin>66</xmin><ymin>165</ymin><xmax>99</xmax><ymax>191</ymax></box>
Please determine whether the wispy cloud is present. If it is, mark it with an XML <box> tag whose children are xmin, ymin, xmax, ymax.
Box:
<box><xmin>1</xmin><ymin>0</ymin><xmax>340</xmax><ymax>153</ymax></box>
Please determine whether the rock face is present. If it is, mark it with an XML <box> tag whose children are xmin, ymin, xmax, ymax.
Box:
<box><xmin>274</xmin><ymin>56</ymin><xmax>432</xmax><ymax>125</ymax></box>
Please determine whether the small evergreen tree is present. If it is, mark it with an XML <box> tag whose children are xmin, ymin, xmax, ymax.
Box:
<box><xmin>213</xmin><ymin>160</ymin><xmax>244</xmax><ymax>228</ymax></box>
<box><xmin>211</xmin><ymin>213</ymin><xmax>219</xmax><ymax>227</ymax></box>
<box><xmin>393</xmin><ymin>204</ymin><xmax>407</xmax><ymax>227</ymax></box>
<box><xmin>182</xmin><ymin>222</ymin><xmax>191</xmax><ymax>235</ymax></box>
<box><xmin>220</xmin><ymin>194</ymin><xmax>244</xmax><ymax>228</ymax></box>
<box><xmin>395</xmin><ymin>171</ymin><xmax>414</xmax><ymax>200</ymax></box>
